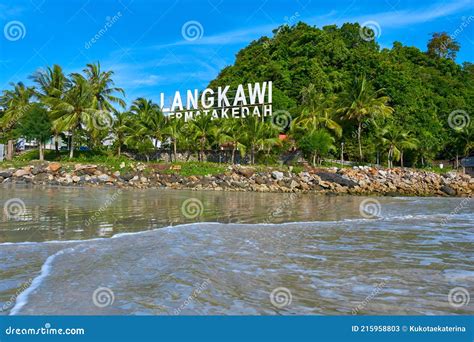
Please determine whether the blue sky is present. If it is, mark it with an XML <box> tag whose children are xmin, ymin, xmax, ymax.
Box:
<box><xmin>1</xmin><ymin>0</ymin><xmax>473</xmax><ymax>106</ymax></box>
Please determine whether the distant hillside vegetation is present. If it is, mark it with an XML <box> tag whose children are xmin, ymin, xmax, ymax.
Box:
<box><xmin>208</xmin><ymin>22</ymin><xmax>473</xmax><ymax>162</ymax></box>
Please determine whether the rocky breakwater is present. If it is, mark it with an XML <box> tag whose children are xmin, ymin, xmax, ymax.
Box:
<box><xmin>0</xmin><ymin>162</ymin><xmax>472</xmax><ymax>197</ymax></box>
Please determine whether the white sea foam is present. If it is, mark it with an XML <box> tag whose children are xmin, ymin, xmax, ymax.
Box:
<box><xmin>2</xmin><ymin>212</ymin><xmax>471</xmax><ymax>249</ymax></box>
<box><xmin>9</xmin><ymin>247</ymin><xmax>77</xmax><ymax>315</ymax></box>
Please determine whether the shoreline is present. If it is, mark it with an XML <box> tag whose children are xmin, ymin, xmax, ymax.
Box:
<box><xmin>0</xmin><ymin>162</ymin><xmax>472</xmax><ymax>197</ymax></box>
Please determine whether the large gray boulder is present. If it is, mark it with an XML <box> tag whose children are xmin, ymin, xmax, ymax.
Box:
<box><xmin>316</xmin><ymin>172</ymin><xmax>357</xmax><ymax>188</ymax></box>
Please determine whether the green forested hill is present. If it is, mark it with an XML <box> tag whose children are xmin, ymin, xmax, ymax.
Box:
<box><xmin>208</xmin><ymin>22</ymin><xmax>473</xmax><ymax>165</ymax></box>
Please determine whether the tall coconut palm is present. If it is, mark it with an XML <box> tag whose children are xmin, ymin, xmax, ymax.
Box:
<box><xmin>244</xmin><ymin>116</ymin><xmax>280</xmax><ymax>164</ymax></box>
<box><xmin>188</xmin><ymin>113</ymin><xmax>213</xmax><ymax>162</ymax></box>
<box><xmin>30</xmin><ymin>65</ymin><xmax>70</xmax><ymax>155</ymax></box>
<box><xmin>162</xmin><ymin>117</ymin><xmax>183</xmax><ymax>162</ymax></box>
<box><xmin>298</xmin><ymin>128</ymin><xmax>336</xmax><ymax>166</ymax></box>
<box><xmin>338</xmin><ymin>76</ymin><xmax>394</xmax><ymax>161</ymax></box>
<box><xmin>83</xmin><ymin>63</ymin><xmax>125</xmax><ymax>147</ymax></box>
<box><xmin>0</xmin><ymin>82</ymin><xmax>34</xmax><ymax>160</ymax></box>
<box><xmin>453</xmin><ymin>121</ymin><xmax>473</xmax><ymax>168</ymax></box>
<box><xmin>380</xmin><ymin>125</ymin><xmax>419</xmax><ymax>168</ymax></box>
<box><xmin>257</xmin><ymin>125</ymin><xmax>283</xmax><ymax>165</ymax></box>
<box><xmin>220</xmin><ymin>119</ymin><xmax>247</xmax><ymax>164</ymax></box>
<box><xmin>130</xmin><ymin>98</ymin><xmax>165</xmax><ymax>154</ymax></box>
<box><xmin>296</xmin><ymin>84</ymin><xmax>342</xmax><ymax>137</ymax></box>
<box><xmin>83</xmin><ymin>62</ymin><xmax>126</xmax><ymax>111</ymax></box>
<box><xmin>45</xmin><ymin>73</ymin><xmax>98</xmax><ymax>159</ymax></box>
<box><xmin>111</xmin><ymin>110</ymin><xmax>132</xmax><ymax>157</ymax></box>
<box><xmin>30</xmin><ymin>64</ymin><xmax>70</xmax><ymax>99</ymax></box>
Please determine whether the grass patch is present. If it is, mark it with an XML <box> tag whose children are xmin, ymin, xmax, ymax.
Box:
<box><xmin>161</xmin><ymin>162</ymin><xmax>227</xmax><ymax>176</ymax></box>
<box><xmin>419</xmin><ymin>165</ymin><xmax>455</xmax><ymax>174</ymax></box>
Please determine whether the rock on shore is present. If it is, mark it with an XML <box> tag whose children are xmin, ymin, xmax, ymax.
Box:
<box><xmin>0</xmin><ymin>162</ymin><xmax>472</xmax><ymax>197</ymax></box>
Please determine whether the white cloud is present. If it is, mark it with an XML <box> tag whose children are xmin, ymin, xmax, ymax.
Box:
<box><xmin>324</xmin><ymin>0</ymin><xmax>474</xmax><ymax>28</ymax></box>
<box><xmin>130</xmin><ymin>74</ymin><xmax>164</xmax><ymax>86</ymax></box>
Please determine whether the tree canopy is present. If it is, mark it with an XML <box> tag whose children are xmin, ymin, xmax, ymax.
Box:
<box><xmin>209</xmin><ymin>22</ymin><xmax>473</xmax><ymax>165</ymax></box>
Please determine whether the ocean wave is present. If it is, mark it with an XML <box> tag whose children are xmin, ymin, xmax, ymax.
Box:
<box><xmin>9</xmin><ymin>248</ymin><xmax>69</xmax><ymax>315</ymax></box>
<box><xmin>1</xmin><ymin>211</ymin><xmax>472</xmax><ymax>247</ymax></box>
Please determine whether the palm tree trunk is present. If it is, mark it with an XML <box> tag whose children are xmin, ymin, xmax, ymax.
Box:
<box><xmin>388</xmin><ymin>147</ymin><xmax>393</xmax><ymax>168</ymax></box>
<box><xmin>199</xmin><ymin>138</ymin><xmax>204</xmax><ymax>162</ymax></box>
<box><xmin>173</xmin><ymin>139</ymin><xmax>177</xmax><ymax>162</ymax></box>
<box><xmin>312</xmin><ymin>153</ymin><xmax>316</xmax><ymax>166</ymax></box>
<box><xmin>6</xmin><ymin>139</ymin><xmax>13</xmax><ymax>161</ymax></box>
<box><xmin>39</xmin><ymin>142</ymin><xmax>44</xmax><ymax>161</ymax></box>
<box><xmin>54</xmin><ymin>135</ymin><xmax>59</xmax><ymax>157</ymax></box>
<box><xmin>118</xmin><ymin>144</ymin><xmax>121</xmax><ymax>157</ymax></box>
<box><xmin>231</xmin><ymin>146</ymin><xmax>236</xmax><ymax>164</ymax></box>
<box><xmin>357</xmin><ymin>121</ymin><xmax>363</xmax><ymax>161</ymax></box>
<box><xmin>400</xmin><ymin>151</ymin><xmax>404</xmax><ymax>168</ymax></box>
<box><xmin>69</xmin><ymin>132</ymin><xmax>74</xmax><ymax>159</ymax></box>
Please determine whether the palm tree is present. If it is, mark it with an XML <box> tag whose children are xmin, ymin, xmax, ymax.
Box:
<box><xmin>162</xmin><ymin>117</ymin><xmax>183</xmax><ymax>162</ymax></box>
<box><xmin>129</xmin><ymin>98</ymin><xmax>165</xmax><ymax>155</ymax></box>
<box><xmin>0</xmin><ymin>82</ymin><xmax>34</xmax><ymax>160</ymax></box>
<box><xmin>296</xmin><ymin>84</ymin><xmax>342</xmax><ymax>137</ymax></box>
<box><xmin>45</xmin><ymin>73</ymin><xmax>98</xmax><ymax>159</ymax></box>
<box><xmin>380</xmin><ymin>125</ymin><xmax>419</xmax><ymax>168</ymax></box>
<box><xmin>30</xmin><ymin>64</ymin><xmax>70</xmax><ymax>156</ymax></box>
<box><xmin>338</xmin><ymin>76</ymin><xmax>394</xmax><ymax>161</ymax></box>
<box><xmin>453</xmin><ymin>122</ymin><xmax>474</xmax><ymax>168</ymax></box>
<box><xmin>220</xmin><ymin>119</ymin><xmax>247</xmax><ymax>164</ymax></box>
<box><xmin>257</xmin><ymin>123</ymin><xmax>283</xmax><ymax>165</ymax></box>
<box><xmin>111</xmin><ymin>110</ymin><xmax>132</xmax><ymax>157</ymax></box>
<box><xmin>297</xmin><ymin>128</ymin><xmax>336</xmax><ymax>165</ymax></box>
<box><xmin>30</xmin><ymin>64</ymin><xmax>70</xmax><ymax>99</ymax></box>
<box><xmin>244</xmin><ymin>116</ymin><xmax>280</xmax><ymax>164</ymax></box>
<box><xmin>188</xmin><ymin>113</ymin><xmax>213</xmax><ymax>162</ymax></box>
<box><xmin>83</xmin><ymin>62</ymin><xmax>126</xmax><ymax>111</ymax></box>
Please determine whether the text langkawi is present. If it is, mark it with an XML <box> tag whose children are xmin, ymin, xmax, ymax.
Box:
<box><xmin>160</xmin><ymin>81</ymin><xmax>272</xmax><ymax>121</ymax></box>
